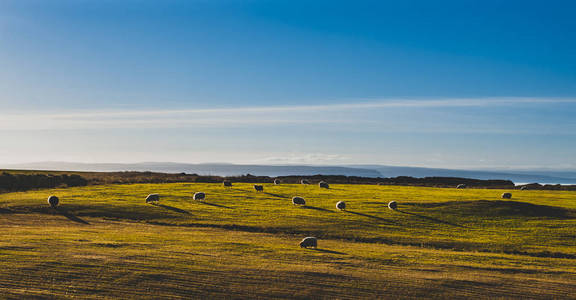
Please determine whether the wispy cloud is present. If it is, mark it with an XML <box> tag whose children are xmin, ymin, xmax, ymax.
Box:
<box><xmin>253</xmin><ymin>153</ymin><xmax>350</xmax><ymax>164</ymax></box>
<box><xmin>1</xmin><ymin>97</ymin><xmax>574</xmax><ymax>130</ymax></box>
<box><xmin>10</xmin><ymin>97</ymin><xmax>576</xmax><ymax>116</ymax></box>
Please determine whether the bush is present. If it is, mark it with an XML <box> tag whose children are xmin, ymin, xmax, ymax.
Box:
<box><xmin>0</xmin><ymin>172</ymin><xmax>88</xmax><ymax>193</ymax></box>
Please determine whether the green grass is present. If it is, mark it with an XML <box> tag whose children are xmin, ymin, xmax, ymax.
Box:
<box><xmin>1</xmin><ymin>183</ymin><xmax>576</xmax><ymax>298</ymax></box>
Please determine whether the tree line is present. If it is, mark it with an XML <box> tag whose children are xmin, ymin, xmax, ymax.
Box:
<box><xmin>0</xmin><ymin>172</ymin><xmax>88</xmax><ymax>193</ymax></box>
<box><xmin>1</xmin><ymin>170</ymin><xmax>527</xmax><ymax>193</ymax></box>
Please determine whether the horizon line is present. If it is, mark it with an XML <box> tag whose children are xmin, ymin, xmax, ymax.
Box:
<box><xmin>2</xmin><ymin>160</ymin><xmax>575</xmax><ymax>172</ymax></box>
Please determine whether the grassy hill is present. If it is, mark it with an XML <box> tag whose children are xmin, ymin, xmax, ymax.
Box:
<box><xmin>1</xmin><ymin>183</ymin><xmax>576</xmax><ymax>298</ymax></box>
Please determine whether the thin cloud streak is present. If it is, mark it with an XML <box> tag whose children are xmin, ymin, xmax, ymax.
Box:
<box><xmin>1</xmin><ymin>97</ymin><xmax>575</xmax><ymax>131</ymax></box>
<box><xmin>4</xmin><ymin>97</ymin><xmax>576</xmax><ymax>118</ymax></box>
<box><xmin>0</xmin><ymin>117</ymin><xmax>369</xmax><ymax>130</ymax></box>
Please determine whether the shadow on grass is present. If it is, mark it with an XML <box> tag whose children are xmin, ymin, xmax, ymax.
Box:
<box><xmin>344</xmin><ymin>210</ymin><xmax>395</xmax><ymax>224</ymax></box>
<box><xmin>229</xmin><ymin>188</ymin><xmax>288</xmax><ymax>199</ymax></box>
<box><xmin>230</xmin><ymin>188</ymin><xmax>260</xmax><ymax>193</ymax></box>
<box><xmin>310</xmin><ymin>248</ymin><xmax>347</xmax><ymax>255</ymax></box>
<box><xmin>155</xmin><ymin>204</ymin><xmax>191</xmax><ymax>214</ymax></box>
<box><xmin>396</xmin><ymin>210</ymin><xmax>467</xmax><ymax>228</ymax></box>
<box><xmin>403</xmin><ymin>200</ymin><xmax>576</xmax><ymax>219</ymax></box>
<box><xmin>263</xmin><ymin>192</ymin><xmax>289</xmax><ymax>199</ymax></box>
<box><xmin>0</xmin><ymin>207</ymin><xmax>14</xmax><ymax>214</ymax></box>
<box><xmin>198</xmin><ymin>202</ymin><xmax>234</xmax><ymax>209</ymax></box>
<box><xmin>55</xmin><ymin>207</ymin><xmax>90</xmax><ymax>225</ymax></box>
<box><xmin>302</xmin><ymin>206</ymin><xmax>334</xmax><ymax>213</ymax></box>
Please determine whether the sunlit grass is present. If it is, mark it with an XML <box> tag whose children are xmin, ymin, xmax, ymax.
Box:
<box><xmin>1</xmin><ymin>183</ymin><xmax>576</xmax><ymax>298</ymax></box>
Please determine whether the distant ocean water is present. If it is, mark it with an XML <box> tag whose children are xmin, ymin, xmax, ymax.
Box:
<box><xmin>514</xmin><ymin>182</ymin><xmax>576</xmax><ymax>186</ymax></box>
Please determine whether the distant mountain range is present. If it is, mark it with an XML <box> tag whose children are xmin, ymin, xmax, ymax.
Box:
<box><xmin>2</xmin><ymin>161</ymin><xmax>576</xmax><ymax>184</ymax></box>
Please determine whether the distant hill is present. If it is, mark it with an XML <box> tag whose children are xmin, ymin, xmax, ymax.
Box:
<box><xmin>352</xmin><ymin>165</ymin><xmax>576</xmax><ymax>184</ymax></box>
<box><xmin>2</xmin><ymin>162</ymin><xmax>381</xmax><ymax>178</ymax></box>
<box><xmin>2</xmin><ymin>161</ymin><xmax>576</xmax><ymax>184</ymax></box>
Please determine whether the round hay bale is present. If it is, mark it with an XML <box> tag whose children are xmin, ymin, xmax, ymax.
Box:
<box><xmin>319</xmin><ymin>181</ymin><xmax>330</xmax><ymax>189</ymax></box>
<box><xmin>274</xmin><ymin>179</ymin><xmax>281</xmax><ymax>185</ymax></box>
<box><xmin>336</xmin><ymin>201</ymin><xmax>346</xmax><ymax>210</ymax></box>
<box><xmin>388</xmin><ymin>201</ymin><xmax>398</xmax><ymax>210</ymax></box>
<box><xmin>502</xmin><ymin>192</ymin><xmax>512</xmax><ymax>199</ymax></box>
<box><xmin>300</xmin><ymin>179</ymin><xmax>310</xmax><ymax>185</ymax></box>
<box><xmin>223</xmin><ymin>180</ymin><xmax>232</xmax><ymax>187</ymax></box>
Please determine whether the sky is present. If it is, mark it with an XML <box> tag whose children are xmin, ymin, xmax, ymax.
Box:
<box><xmin>0</xmin><ymin>0</ymin><xmax>575</xmax><ymax>170</ymax></box>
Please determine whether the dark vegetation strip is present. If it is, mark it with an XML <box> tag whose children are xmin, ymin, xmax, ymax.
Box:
<box><xmin>0</xmin><ymin>172</ymin><xmax>88</xmax><ymax>193</ymax></box>
<box><xmin>1</xmin><ymin>169</ymin><xmax>524</xmax><ymax>194</ymax></box>
<box><xmin>145</xmin><ymin>221</ymin><xmax>576</xmax><ymax>260</ymax></box>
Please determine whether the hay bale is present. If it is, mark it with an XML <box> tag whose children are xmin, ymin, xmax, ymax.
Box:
<box><xmin>300</xmin><ymin>179</ymin><xmax>310</xmax><ymax>185</ymax></box>
<box><xmin>319</xmin><ymin>181</ymin><xmax>330</xmax><ymax>189</ymax></box>
<box><xmin>457</xmin><ymin>184</ymin><xmax>466</xmax><ymax>189</ymax></box>
<box><xmin>274</xmin><ymin>179</ymin><xmax>281</xmax><ymax>185</ymax></box>
<box><xmin>388</xmin><ymin>201</ymin><xmax>398</xmax><ymax>210</ymax></box>
<box><xmin>223</xmin><ymin>180</ymin><xmax>232</xmax><ymax>187</ymax></box>
<box><xmin>502</xmin><ymin>192</ymin><xmax>512</xmax><ymax>199</ymax></box>
<box><xmin>254</xmin><ymin>184</ymin><xmax>264</xmax><ymax>192</ymax></box>
<box><xmin>194</xmin><ymin>192</ymin><xmax>206</xmax><ymax>201</ymax></box>
<box><xmin>336</xmin><ymin>201</ymin><xmax>346</xmax><ymax>210</ymax></box>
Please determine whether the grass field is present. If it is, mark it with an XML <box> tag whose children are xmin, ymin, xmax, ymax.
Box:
<box><xmin>1</xmin><ymin>183</ymin><xmax>576</xmax><ymax>298</ymax></box>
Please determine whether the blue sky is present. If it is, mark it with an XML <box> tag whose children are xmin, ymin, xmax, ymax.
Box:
<box><xmin>0</xmin><ymin>0</ymin><xmax>575</xmax><ymax>169</ymax></box>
